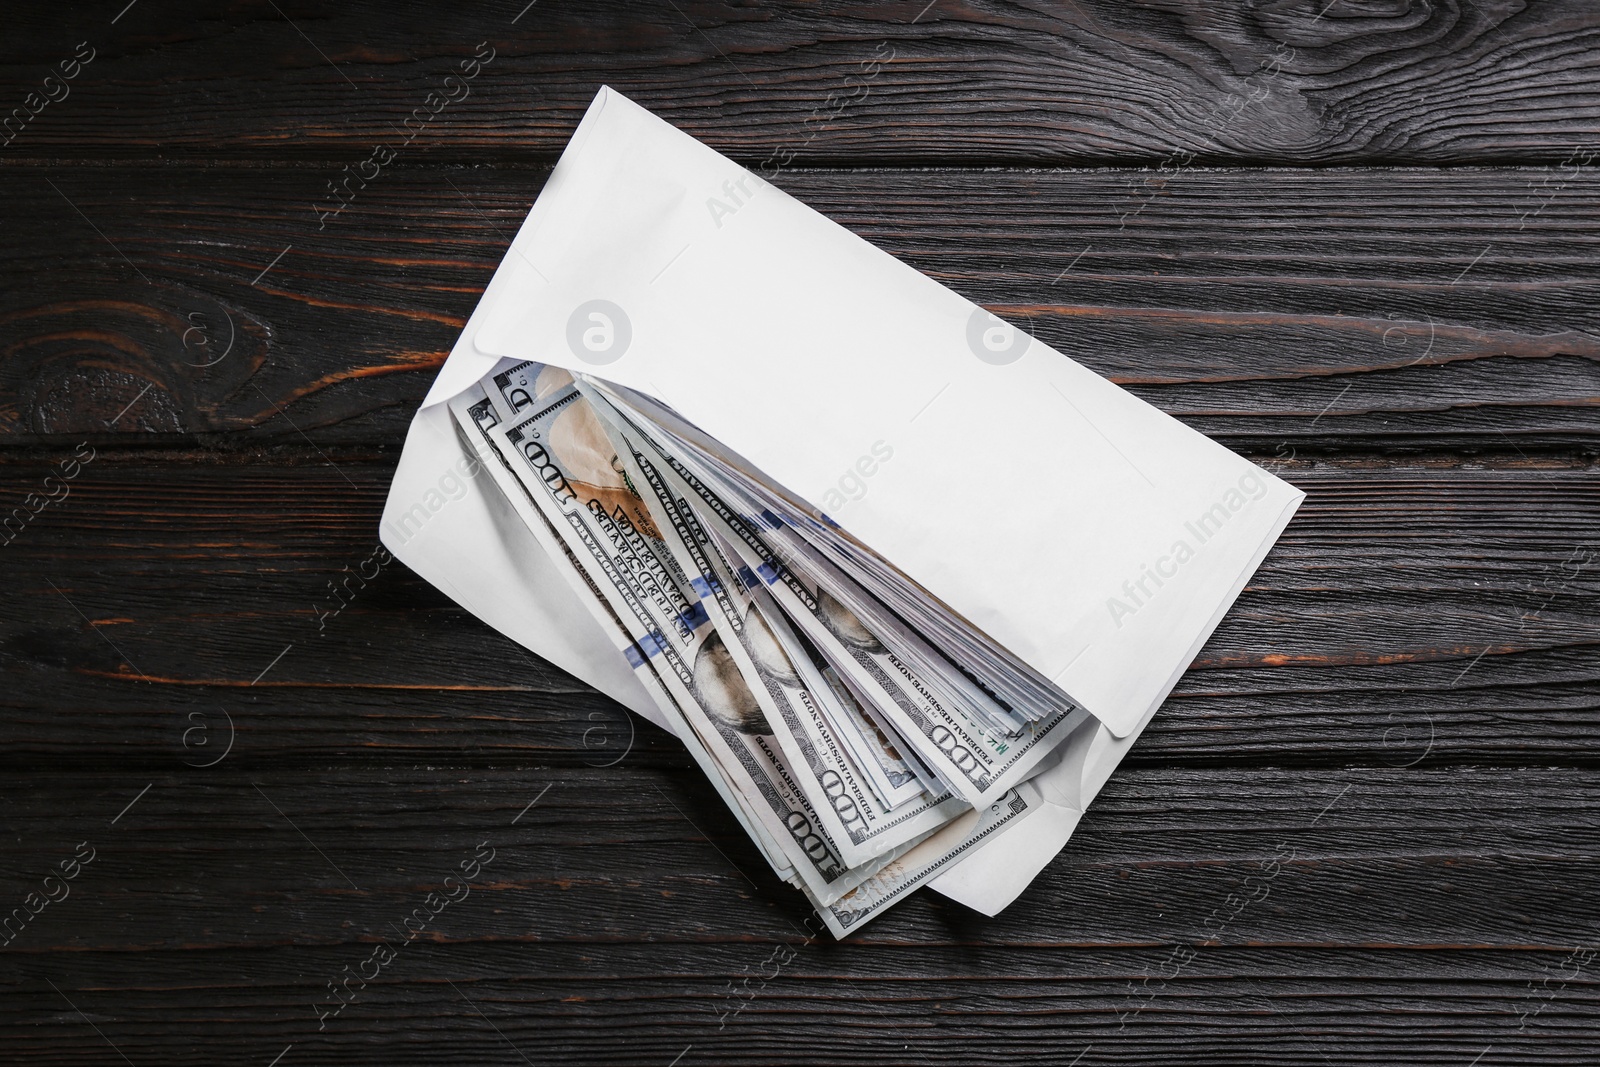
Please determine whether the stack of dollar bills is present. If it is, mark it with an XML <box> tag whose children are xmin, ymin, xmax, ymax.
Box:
<box><xmin>382</xmin><ymin>88</ymin><xmax>1304</xmax><ymax>937</ymax></box>
<box><xmin>449</xmin><ymin>360</ymin><xmax>1086</xmax><ymax>936</ymax></box>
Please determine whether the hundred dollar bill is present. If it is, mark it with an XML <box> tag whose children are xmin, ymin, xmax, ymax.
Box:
<box><xmin>470</xmin><ymin>367</ymin><xmax>896</xmax><ymax>903</ymax></box>
<box><xmin>744</xmin><ymin>582</ymin><xmax>931</xmax><ymax>811</ymax></box>
<box><xmin>575</xmin><ymin>382</ymin><xmax>1037</xmax><ymax>734</ymax></box>
<box><xmin>580</xmin><ymin>387</ymin><xmax>1087</xmax><ymax>807</ymax></box>
<box><xmin>627</xmin><ymin>406</ymin><xmax>1045</xmax><ymax>745</ymax></box>
<box><xmin>596</xmin><ymin>376</ymin><xmax>1083</xmax><ymax>730</ymax></box>
<box><xmin>830</xmin><ymin>652</ymin><xmax>960</xmax><ymax>800</ymax></box>
<box><xmin>807</xmin><ymin>784</ymin><xmax>1044</xmax><ymax>938</ymax></box>
<box><xmin>579</xmin><ymin>384</ymin><xmax>968</xmax><ymax>865</ymax></box>
<box><xmin>446</xmin><ymin>384</ymin><xmax>796</xmax><ymax>880</ymax></box>
<box><xmin>457</xmin><ymin>378</ymin><xmax>925</xmax><ymax>902</ymax></box>
<box><xmin>652</xmin><ymin>393</ymin><xmax>1088</xmax><ymax>781</ymax></box>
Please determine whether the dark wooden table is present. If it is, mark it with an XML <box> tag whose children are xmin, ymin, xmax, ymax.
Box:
<box><xmin>3</xmin><ymin>2</ymin><xmax>1598</xmax><ymax>1063</ymax></box>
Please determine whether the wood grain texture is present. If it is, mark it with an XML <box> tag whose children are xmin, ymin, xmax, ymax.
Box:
<box><xmin>2</xmin><ymin>165</ymin><xmax>1598</xmax><ymax>448</ymax></box>
<box><xmin>5</xmin><ymin>744</ymin><xmax>1600</xmax><ymax>952</ymax></box>
<box><xmin>2</xmin><ymin>0</ymin><xmax>1599</xmax><ymax>165</ymax></box>
<box><xmin>6</xmin><ymin>2</ymin><xmax>1600</xmax><ymax>1062</ymax></box>
<box><xmin>0</xmin><ymin>451</ymin><xmax>1593</xmax><ymax>765</ymax></box>
<box><xmin>0</xmin><ymin>446</ymin><xmax>1590</xmax><ymax>1065</ymax></box>
<box><xmin>3</xmin><ymin>764</ymin><xmax>1600</xmax><ymax>1065</ymax></box>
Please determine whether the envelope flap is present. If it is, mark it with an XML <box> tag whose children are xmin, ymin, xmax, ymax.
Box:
<box><xmin>463</xmin><ymin>87</ymin><xmax>1303</xmax><ymax>738</ymax></box>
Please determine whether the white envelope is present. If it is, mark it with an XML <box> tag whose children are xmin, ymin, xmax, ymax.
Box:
<box><xmin>379</xmin><ymin>386</ymin><xmax>669</xmax><ymax>731</ymax></box>
<box><xmin>380</xmin><ymin>87</ymin><xmax>1303</xmax><ymax>913</ymax></box>
<box><xmin>927</xmin><ymin>488</ymin><xmax>1297</xmax><ymax>912</ymax></box>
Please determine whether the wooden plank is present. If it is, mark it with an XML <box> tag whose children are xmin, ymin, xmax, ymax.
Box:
<box><xmin>4</xmin><ymin>762</ymin><xmax>1600</xmax><ymax>948</ymax></box>
<box><xmin>4</xmin><ymin>5</ymin><xmax>1595</xmax><ymax>1061</ymax></box>
<box><xmin>9</xmin><ymin>945</ymin><xmax>1597</xmax><ymax>1066</ymax></box>
<box><xmin>4</xmin><ymin>1</ymin><xmax>1600</xmax><ymax>165</ymax></box>
<box><xmin>0</xmin><ymin>451</ymin><xmax>1594</xmax><ymax>762</ymax></box>
<box><xmin>3</xmin><ymin>165</ymin><xmax>1598</xmax><ymax>446</ymax></box>
<box><xmin>2</xmin><ymin>763</ymin><xmax>1599</xmax><ymax>1064</ymax></box>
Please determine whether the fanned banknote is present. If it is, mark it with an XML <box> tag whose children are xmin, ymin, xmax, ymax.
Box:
<box><xmin>454</xmin><ymin>360</ymin><xmax>1094</xmax><ymax>933</ymax></box>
